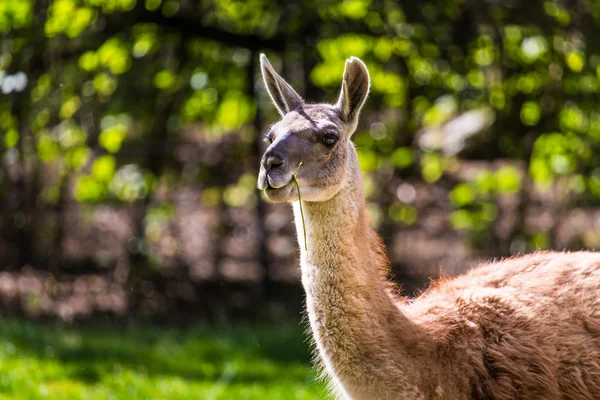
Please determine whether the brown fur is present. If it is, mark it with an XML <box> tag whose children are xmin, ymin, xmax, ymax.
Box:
<box><xmin>405</xmin><ymin>251</ymin><xmax>600</xmax><ymax>399</ymax></box>
<box><xmin>257</xmin><ymin>55</ymin><xmax>600</xmax><ymax>399</ymax></box>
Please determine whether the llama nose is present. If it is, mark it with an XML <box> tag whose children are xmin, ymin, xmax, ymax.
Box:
<box><xmin>264</xmin><ymin>153</ymin><xmax>284</xmax><ymax>171</ymax></box>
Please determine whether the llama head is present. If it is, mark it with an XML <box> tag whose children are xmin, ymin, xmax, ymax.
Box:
<box><xmin>257</xmin><ymin>54</ymin><xmax>370</xmax><ymax>203</ymax></box>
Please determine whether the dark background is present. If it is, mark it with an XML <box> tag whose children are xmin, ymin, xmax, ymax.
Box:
<box><xmin>3</xmin><ymin>0</ymin><xmax>600</xmax><ymax>324</ymax></box>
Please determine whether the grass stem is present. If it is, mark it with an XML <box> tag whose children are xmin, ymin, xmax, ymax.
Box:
<box><xmin>292</xmin><ymin>162</ymin><xmax>307</xmax><ymax>251</ymax></box>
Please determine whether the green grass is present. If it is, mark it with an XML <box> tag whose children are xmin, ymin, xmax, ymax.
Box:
<box><xmin>0</xmin><ymin>318</ymin><xmax>327</xmax><ymax>400</ymax></box>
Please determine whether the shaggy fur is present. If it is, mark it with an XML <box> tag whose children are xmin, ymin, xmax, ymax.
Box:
<box><xmin>257</xmin><ymin>55</ymin><xmax>600</xmax><ymax>399</ymax></box>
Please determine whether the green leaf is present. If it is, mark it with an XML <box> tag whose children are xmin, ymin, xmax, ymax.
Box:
<box><xmin>74</xmin><ymin>175</ymin><xmax>105</xmax><ymax>202</ymax></box>
<box><xmin>66</xmin><ymin>147</ymin><xmax>90</xmax><ymax>170</ymax></box>
<box><xmin>59</xmin><ymin>96</ymin><xmax>81</xmax><ymax>120</ymax></box>
<box><xmin>154</xmin><ymin>70</ymin><xmax>177</xmax><ymax>90</ymax></box>
<box><xmin>358</xmin><ymin>150</ymin><xmax>379</xmax><ymax>172</ymax></box>
<box><xmin>4</xmin><ymin>128</ymin><xmax>18</xmax><ymax>148</ymax></box>
<box><xmin>98</xmin><ymin>38</ymin><xmax>131</xmax><ymax>75</ymax></box>
<box><xmin>215</xmin><ymin>92</ymin><xmax>256</xmax><ymax>130</ymax></box>
<box><xmin>450</xmin><ymin>183</ymin><xmax>475</xmax><ymax>206</ymax></box>
<box><xmin>520</xmin><ymin>101</ymin><xmax>541</xmax><ymax>126</ymax></box>
<box><xmin>99</xmin><ymin>125</ymin><xmax>126</xmax><ymax>153</ymax></box>
<box><xmin>93</xmin><ymin>73</ymin><xmax>117</xmax><ymax>96</ymax></box>
<box><xmin>566</xmin><ymin>52</ymin><xmax>584</xmax><ymax>73</ymax></box>
<box><xmin>91</xmin><ymin>155</ymin><xmax>116</xmax><ymax>181</ymax></box>
<box><xmin>421</xmin><ymin>153</ymin><xmax>443</xmax><ymax>183</ymax></box>
<box><xmin>495</xmin><ymin>167</ymin><xmax>521</xmax><ymax>193</ymax></box>
<box><xmin>530</xmin><ymin>232</ymin><xmax>550</xmax><ymax>250</ymax></box>
<box><xmin>450</xmin><ymin>210</ymin><xmax>473</xmax><ymax>230</ymax></box>
<box><xmin>37</xmin><ymin>131</ymin><xmax>60</xmax><ymax>162</ymax></box>
<box><xmin>390</xmin><ymin>147</ymin><xmax>413</xmax><ymax>169</ymax></box>
<box><xmin>388</xmin><ymin>203</ymin><xmax>418</xmax><ymax>225</ymax></box>
<box><xmin>78</xmin><ymin>51</ymin><xmax>98</xmax><ymax>72</ymax></box>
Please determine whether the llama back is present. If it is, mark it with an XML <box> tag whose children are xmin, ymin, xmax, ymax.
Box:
<box><xmin>403</xmin><ymin>251</ymin><xmax>600</xmax><ymax>399</ymax></box>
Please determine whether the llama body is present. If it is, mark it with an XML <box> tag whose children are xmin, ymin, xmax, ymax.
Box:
<box><xmin>407</xmin><ymin>251</ymin><xmax>600</xmax><ymax>399</ymax></box>
<box><xmin>257</xmin><ymin>54</ymin><xmax>600</xmax><ymax>399</ymax></box>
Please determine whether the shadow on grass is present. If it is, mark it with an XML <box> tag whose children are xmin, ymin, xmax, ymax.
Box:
<box><xmin>0</xmin><ymin>318</ymin><xmax>317</xmax><ymax>387</ymax></box>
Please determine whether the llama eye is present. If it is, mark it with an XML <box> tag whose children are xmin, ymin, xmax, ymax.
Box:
<box><xmin>322</xmin><ymin>134</ymin><xmax>338</xmax><ymax>146</ymax></box>
<box><xmin>265</xmin><ymin>134</ymin><xmax>274</xmax><ymax>144</ymax></box>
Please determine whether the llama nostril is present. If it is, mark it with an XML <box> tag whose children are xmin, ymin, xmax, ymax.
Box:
<box><xmin>266</xmin><ymin>154</ymin><xmax>285</xmax><ymax>171</ymax></box>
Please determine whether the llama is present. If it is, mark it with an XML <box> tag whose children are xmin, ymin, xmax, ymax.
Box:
<box><xmin>257</xmin><ymin>54</ymin><xmax>600</xmax><ymax>399</ymax></box>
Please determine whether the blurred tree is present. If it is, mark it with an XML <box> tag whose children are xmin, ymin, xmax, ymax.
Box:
<box><xmin>3</xmin><ymin>0</ymin><xmax>600</xmax><ymax>319</ymax></box>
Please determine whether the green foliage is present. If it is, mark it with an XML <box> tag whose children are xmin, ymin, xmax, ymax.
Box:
<box><xmin>93</xmin><ymin>73</ymin><xmax>117</xmax><ymax>97</ymax></box>
<box><xmin>520</xmin><ymin>101</ymin><xmax>541</xmax><ymax>126</ymax></box>
<box><xmin>110</xmin><ymin>164</ymin><xmax>156</xmax><ymax>202</ymax></box>
<box><xmin>91</xmin><ymin>155</ymin><xmax>117</xmax><ymax>181</ymax></box>
<box><xmin>0</xmin><ymin>0</ymin><xmax>33</xmax><ymax>33</ymax></box>
<box><xmin>45</xmin><ymin>0</ymin><xmax>97</xmax><ymax>38</ymax></box>
<box><xmin>530</xmin><ymin>232</ymin><xmax>551</xmax><ymax>249</ymax></box>
<box><xmin>99</xmin><ymin>124</ymin><xmax>127</xmax><ymax>153</ymax></box>
<box><xmin>390</xmin><ymin>147</ymin><xmax>413</xmax><ymax>169</ymax></box>
<box><xmin>422</xmin><ymin>95</ymin><xmax>457</xmax><ymax>127</ymax></box>
<box><xmin>146</xmin><ymin>203</ymin><xmax>175</xmax><ymax>242</ymax></box>
<box><xmin>57</xmin><ymin>122</ymin><xmax>87</xmax><ymax>148</ymax></box>
<box><xmin>565</xmin><ymin>51</ymin><xmax>585</xmax><ymax>72</ymax></box>
<box><xmin>0</xmin><ymin>319</ymin><xmax>325</xmax><ymax>399</ymax></box>
<box><xmin>215</xmin><ymin>91</ymin><xmax>256</xmax><ymax>130</ymax></box>
<box><xmin>202</xmin><ymin>0</ymin><xmax>281</xmax><ymax>36</ymax></box>
<box><xmin>67</xmin><ymin>146</ymin><xmax>91</xmax><ymax>170</ymax></box>
<box><xmin>321</xmin><ymin>0</ymin><xmax>373</xmax><ymax>20</ymax></box>
<box><xmin>223</xmin><ymin>174</ymin><xmax>257</xmax><ymax>208</ymax></box>
<box><xmin>450</xmin><ymin>202</ymin><xmax>498</xmax><ymax>231</ymax></box>
<box><xmin>495</xmin><ymin>167</ymin><xmax>521</xmax><ymax>193</ymax></box>
<box><xmin>6</xmin><ymin>0</ymin><xmax>600</xmax><ymax>272</ymax></box>
<box><xmin>449</xmin><ymin>167</ymin><xmax>521</xmax><ymax>232</ymax></box>
<box><xmin>421</xmin><ymin>152</ymin><xmax>444</xmax><ymax>183</ymax></box>
<box><xmin>388</xmin><ymin>203</ymin><xmax>418</xmax><ymax>225</ymax></box>
<box><xmin>31</xmin><ymin>74</ymin><xmax>53</xmax><ymax>102</ymax></box>
<box><xmin>60</xmin><ymin>96</ymin><xmax>81</xmax><ymax>120</ymax></box>
<box><xmin>75</xmin><ymin>174</ymin><xmax>107</xmax><ymax>202</ymax></box>
<box><xmin>201</xmin><ymin>187</ymin><xmax>222</xmax><ymax>207</ymax></box>
<box><xmin>37</xmin><ymin>130</ymin><xmax>61</xmax><ymax>162</ymax></box>
<box><xmin>97</xmin><ymin>38</ymin><xmax>131</xmax><ymax>75</ymax></box>
<box><xmin>79</xmin><ymin>51</ymin><xmax>99</xmax><ymax>72</ymax></box>
<box><xmin>529</xmin><ymin>132</ymin><xmax>589</xmax><ymax>186</ymax></box>
<box><xmin>3</xmin><ymin>128</ymin><xmax>18</xmax><ymax>148</ymax></box>
<box><xmin>132</xmin><ymin>26</ymin><xmax>158</xmax><ymax>58</ymax></box>
<box><xmin>449</xmin><ymin>183</ymin><xmax>475</xmax><ymax>207</ymax></box>
<box><xmin>154</xmin><ymin>70</ymin><xmax>177</xmax><ymax>90</ymax></box>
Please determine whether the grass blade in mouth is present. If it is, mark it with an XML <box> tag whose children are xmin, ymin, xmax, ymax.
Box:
<box><xmin>292</xmin><ymin>162</ymin><xmax>308</xmax><ymax>251</ymax></box>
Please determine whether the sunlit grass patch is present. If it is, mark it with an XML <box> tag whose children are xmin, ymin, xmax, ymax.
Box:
<box><xmin>0</xmin><ymin>319</ymin><xmax>326</xmax><ymax>400</ymax></box>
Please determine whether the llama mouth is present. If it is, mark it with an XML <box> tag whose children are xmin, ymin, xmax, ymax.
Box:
<box><xmin>267</xmin><ymin>173</ymin><xmax>294</xmax><ymax>189</ymax></box>
<box><xmin>261</xmin><ymin>171</ymin><xmax>311</xmax><ymax>202</ymax></box>
<box><xmin>258</xmin><ymin>170</ymin><xmax>289</xmax><ymax>191</ymax></box>
<box><xmin>265</xmin><ymin>182</ymin><xmax>285</xmax><ymax>192</ymax></box>
<box><xmin>258</xmin><ymin>172</ymin><xmax>296</xmax><ymax>202</ymax></box>
<box><xmin>265</xmin><ymin>178</ymin><xmax>294</xmax><ymax>193</ymax></box>
<box><xmin>263</xmin><ymin>182</ymin><xmax>295</xmax><ymax>203</ymax></box>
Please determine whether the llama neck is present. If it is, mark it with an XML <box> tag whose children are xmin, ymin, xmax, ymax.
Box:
<box><xmin>292</xmin><ymin>144</ymin><xmax>431</xmax><ymax>399</ymax></box>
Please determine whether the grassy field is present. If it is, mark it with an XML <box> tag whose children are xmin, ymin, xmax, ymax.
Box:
<box><xmin>0</xmin><ymin>318</ymin><xmax>327</xmax><ymax>400</ymax></box>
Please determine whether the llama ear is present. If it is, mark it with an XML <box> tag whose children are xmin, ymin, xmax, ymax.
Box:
<box><xmin>260</xmin><ymin>54</ymin><xmax>304</xmax><ymax>116</ymax></box>
<box><xmin>336</xmin><ymin>57</ymin><xmax>370</xmax><ymax>125</ymax></box>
